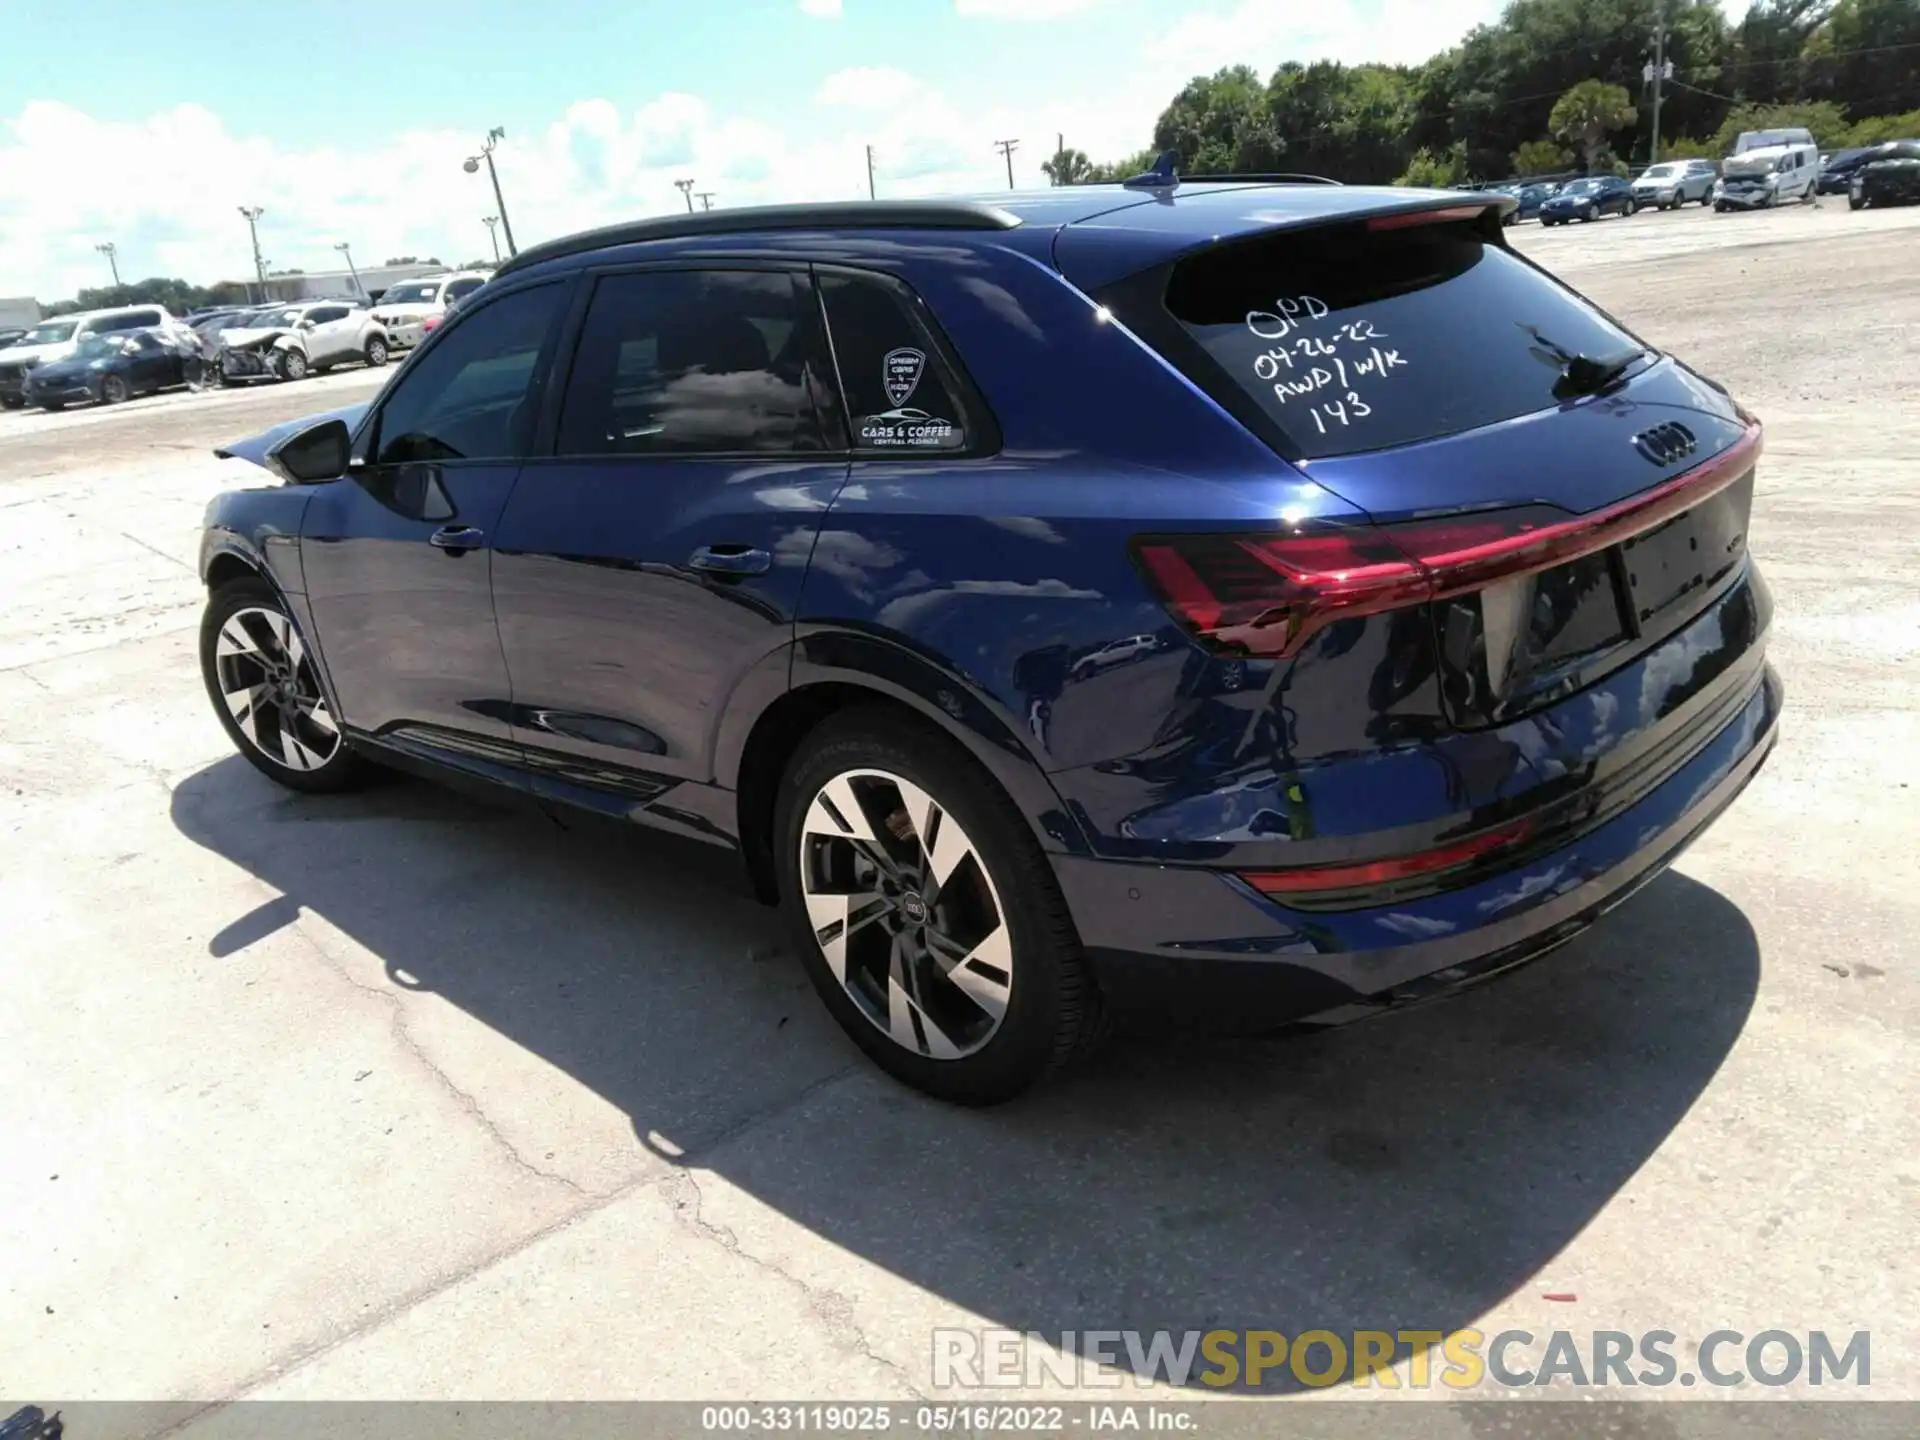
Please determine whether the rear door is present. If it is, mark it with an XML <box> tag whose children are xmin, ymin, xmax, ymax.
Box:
<box><xmin>122</xmin><ymin>331</ymin><xmax>175</xmax><ymax>389</ymax></box>
<box><xmin>489</xmin><ymin>265</ymin><xmax>848</xmax><ymax>820</ymax></box>
<box><xmin>297</xmin><ymin>279</ymin><xmax>572</xmax><ymax>775</ymax></box>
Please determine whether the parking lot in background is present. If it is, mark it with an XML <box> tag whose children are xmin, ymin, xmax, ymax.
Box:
<box><xmin>2</xmin><ymin>200</ymin><xmax>1916</xmax><ymax>1415</ymax></box>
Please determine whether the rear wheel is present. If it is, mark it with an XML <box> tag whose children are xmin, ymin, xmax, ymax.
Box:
<box><xmin>1850</xmin><ymin>193</ymin><xmax>1867</xmax><ymax>210</ymax></box>
<box><xmin>200</xmin><ymin>578</ymin><xmax>370</xmax><ymax>793</ymax></box>
<box><xmin>773</xmin><ymin>711</ymin><xmax>1103</xmax><ymax>1104</ymax></box>
<box><xmin>364</xmin><ymin>336</ymin><xmax>389</xmax><ymax>367</ymax></box>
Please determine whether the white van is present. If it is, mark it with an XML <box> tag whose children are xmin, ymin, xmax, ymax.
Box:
<box><xmin>0</xmin><ymin>304</ymin><xmax>180</xmax><ymax>408</ymax></box>
<box><xmin>1714</xmin><ymin>138</ymin><xmax>1820</xmax><ymax>211</ymax></box>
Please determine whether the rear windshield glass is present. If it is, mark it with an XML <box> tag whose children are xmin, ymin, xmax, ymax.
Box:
<box><xmin>1160</xmin><ymin>215</ymin><xmax>1642</xmax><ymax>459</ymax></box>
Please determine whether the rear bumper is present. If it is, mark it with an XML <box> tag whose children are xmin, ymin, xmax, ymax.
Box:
<box><xmin>1055</xmin><ymin>661</ymin><xmax>1781</xmax><ymax>1032</ymax></box>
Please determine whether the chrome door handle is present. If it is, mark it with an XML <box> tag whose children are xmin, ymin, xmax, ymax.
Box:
<box><xmin>430</xmin><ymin>525</ymin><xmax>485</xmax><ymax>552</ymax></box>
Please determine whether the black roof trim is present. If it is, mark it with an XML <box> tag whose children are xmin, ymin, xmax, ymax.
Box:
<box><xmin>492</xmin><ymin>201</ymin><xmax>1023</xmax><ymax>278</ymax></box>
<box><xmin>1183</xmin><ymin>172</ymin><xmax>1343</xmax><ymax>186</ymax></box>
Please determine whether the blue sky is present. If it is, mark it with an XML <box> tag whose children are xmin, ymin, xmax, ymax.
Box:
<box><xmin>0</xmin><ymin>0</ymin><xmax>1509</xmax><ymax>298</ymax></box>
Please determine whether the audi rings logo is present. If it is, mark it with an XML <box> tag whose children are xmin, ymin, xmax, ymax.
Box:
<box><xmin>1634</xmin><ymin>421</ymin><xmax>1699</xmax><ymax>467</ymax></box>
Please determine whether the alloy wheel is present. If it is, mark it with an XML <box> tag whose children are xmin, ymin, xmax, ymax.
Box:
<box><xmin>798</xmin><ymin>767</ymin><xmax>1012</xmax><ymax>1060</ymax></box>
<box><xmin>213</xmin><ymin>606</ymin><xmax>341</xmax><ymax>772</ymax></box>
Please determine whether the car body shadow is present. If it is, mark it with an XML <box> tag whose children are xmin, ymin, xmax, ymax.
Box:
<box><xmin>169</xmin><ymin>756</ymin><xmax>1760</xmax><ymax>1394</ymax></box>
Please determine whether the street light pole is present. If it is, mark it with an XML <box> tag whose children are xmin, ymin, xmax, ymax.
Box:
<box><xmin>482</xmin><ymin>216</ymin><xmax>502</xmax><ymax>263</ymax></box>
<box><xmin>95</xmin><ymin>242</ymin><xmax>120</xmax><ymax>287</ymax></box>
<box><xmin>994</xmin><ymin>138</ymin><xmax>1020</xmax><ymax>190</ymax></box>
<box><xmin>1645</xmin><ymin>1</ymin><xmax>1673</xmax><ymax>165</ymax></box>
<box><xmin>238</xmin><ymin>207</ymin><xmax>266</xmax><ymax>303</ymax></box>
<box><xmin>334</xmin><ymin>242</ymin><xmax>365</xmax><ymax>299</ymax></box>
<box><xmin>462</xmin><ymin>128</ymin><xmax>516</xmax><ymax>256</ymax></box>
<box><xmin>866</xmin><ymin>143</ymin><xmax>876</xmax><ymax>200</ymax></box>
<box><xmin>674</xmin><ymin>178</ymin><xmax>696</xmax><ymax>212</ymax></box>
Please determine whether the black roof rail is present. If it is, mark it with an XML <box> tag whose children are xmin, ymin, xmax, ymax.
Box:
<box><xmin>1183</xmin><ymin>172</ymin><xmax>1343</xmax><ymax>186</ymax></box>
<box><xmin>492</xmin><ymin>200</ymin><xmax>1023</xmax><ymax>278</ymax></box>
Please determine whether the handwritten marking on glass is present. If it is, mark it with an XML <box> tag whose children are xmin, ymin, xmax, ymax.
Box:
<box><xmin>1245</xmin><ymin>296</ymin><xmax>1406</xmax><ymax>436</ymax></box>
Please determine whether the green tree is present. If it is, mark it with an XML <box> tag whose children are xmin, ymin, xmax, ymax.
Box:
<box><xmin>1153</xmin><ymin>65</ymin><xmax>1275</xmax><ymax>173</ymax></box>
<box><xmin>1812</xmin><ymin>0</ymin><xmax>1920</xmax><ymax>115</ymax></box>
<box><xmin>1551</xmin><ymin>79</ymin><xmax>1638</xmax><ymax>171</ymax></box>
<box><xmin>1512</xmin><ymin>138</ymin><xmax>1574</xmax><ymax>174</ymax></box>
<box><xmin>1844</xmin><ymin>106</ymin><xmax>1920</xmax><ymax>143</ymax></box>
<box><xmin>1084</xmin><ymin>147</ymin><xmax>1158</xmax><ymax>182</ymax></box>
<box><xmin>1041</xmin><ymin>145</ymin><xmax>1094</xmax><ymax>185</ymax></box>
<box><xmin>1658</xmin><ymin>134</ymin><xmax>1722</xmax><ymax>159</ymax></box>
<box><xmin>1710</xmin><ymin>98</ymin><xmax>1852</xmax><ymax>150</ymax></box>
<box><xmin>1396</xmin><ymin>143</ymin><xmax>1469</xmax><ymax>186</ymax></box>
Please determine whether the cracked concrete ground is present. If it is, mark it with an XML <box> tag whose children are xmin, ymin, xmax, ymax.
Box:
<box><xmin>2</xmin><ymin>203</ymin><xmax>1917</xmax><ymax>1420</ymax></box>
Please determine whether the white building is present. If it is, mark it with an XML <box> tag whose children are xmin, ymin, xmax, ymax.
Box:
<box><xmin>0</xmin><ymin>297</ymin><xmax>42</xmax><ymax>329</ymax></box>
<box><xmin>249</xmin><ymin>262</ymin><xmax>471</xmax><ymax>303</ymax></box>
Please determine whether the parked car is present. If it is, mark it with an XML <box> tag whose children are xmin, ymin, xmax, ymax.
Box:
<box><xmin>1714</xmin><ymin>139</ymin><xmax>1820</xmax><ymax>209</ymax></box>
<box><xmin>196</xmin><ymin>184</ymin><xmax>1778</xmax><ymax>1102</ymax></box>
<box><xmin>20</xmin><ymin>328</ymin><xmax>205</xmax><ymax>410</ymax></box>
<box><xmin>1817</xmin><ymin>147</ymin><xmax>1879</xmax><ymax>195</ymax></box>
<box><xmin>0</xmin><ymin>327</ymin><xmax>27</xmax><ymax>351</ymax></box>
<box><xmin>1493</xmin><ymin>182</ymin><xmax>1553</xmax><ymax>223</ymax></box>
<box><xmin>1631</xmin><ymin>159</ymin><xmax>1717</xmax><ymax>208</ymax></box>
<box><xmin>370</xmin><ymin>272</ymin><xmax>489</xmax><ymax>351</ymax></box>
<box><xmin>1539</xmin><ymin>175</ymin><xmax>1637</xmax><ymax>223</ymax></box>
<box><xmin>1849</xmin><ymin>140</ymin><xmax>1920</xmax><ymax>209</ymax></box>
<box><xmin>216</xmin><ymin>301</ymin><xmax>391</xmax><ymax>384</ymax></box>
<box><xmin>0</xmin><ymin>304</ymin><xmax>177</xmax><ymax>408</ymax></box>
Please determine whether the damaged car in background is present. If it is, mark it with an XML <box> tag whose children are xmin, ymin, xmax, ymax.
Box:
<box><xmin>215</xmin><ymin>302</ymin><xmax>391</xmax><ymax>385</ymax></box>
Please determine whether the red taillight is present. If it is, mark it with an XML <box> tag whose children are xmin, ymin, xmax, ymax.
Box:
<box><xmin>1136</xmin><ymin>423</ymin><xmax>1761</xmax><ymax>659</ymax></box>
<box><xmin>1240</xmin><ymin>818</ymin><xmax>1535</xmax><ymax>895</ymax></box>
<box><xmin>1367</xmin><ymin>204</ymin><xmax>1494</xmax><ymax>230</ymax></box>
<box><xmin>421</xmin><ymin>314</ymin><xmax>443</xmax><ymax>332</ymax></box>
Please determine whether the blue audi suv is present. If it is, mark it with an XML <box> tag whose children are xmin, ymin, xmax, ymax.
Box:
<box><xmin>198</xmin><ymin>175</ymin><xmax>1779</xmax><ymax>1103</ymax></box>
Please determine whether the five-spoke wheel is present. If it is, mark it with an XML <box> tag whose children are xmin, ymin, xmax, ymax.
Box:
<box><xmin>200</xmin><ymin>579</ymin><xmax>368</xmax><ymax>792</ymax></box>
<box><xmin>776</xmin><ymin>711</ymin><xmax>1101</xmax><ymax>1104</ymax></box>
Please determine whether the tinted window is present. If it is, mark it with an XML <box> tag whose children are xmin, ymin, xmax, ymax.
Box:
<box><xmin>556</xmin><ymin>269</ymin><xmax>831</xmax><ymax>456</ymax></box>
<box><xmin>308</xmin><ymin>305</ymin><xmax>348</xmax><ymax>323</ymax></box>
<box><xmin>819</xmin><ymin>271</ymin><xmax>976</xmax><ymax>454</ymax></box>
<box><xmin>372</xmin><ymin>282</ymin><xmax>565</xmax><ymax>465</ymax></box>
<box><xmin>444</xmin><ymin>278</ymin><xmax>485</xmax><ymax>302</ymax></box>
<box><xmin>1157</xmin><ymin>215</ymin><xmax>1642</xmax><ymax>459</ymax></box>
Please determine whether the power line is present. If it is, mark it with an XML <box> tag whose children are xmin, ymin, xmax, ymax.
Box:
<box><xmin>993</xmin><ymin>137</ymin><xmax>1020</xmax><ymax>189</ymax></box>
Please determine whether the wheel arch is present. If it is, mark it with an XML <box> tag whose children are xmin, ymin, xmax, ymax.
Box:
<box><xmin>725</xmin><ymin>638</ymin><xmax>1092</xmax><ymax>906</ymax></box>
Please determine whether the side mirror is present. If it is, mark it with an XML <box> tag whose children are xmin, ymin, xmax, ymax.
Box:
<box><xmin>267</xmin><ymin>418</ymin><xmax>351</xmax><ymax>485</ymax></box>
<box><xmin>297</xmin><ymin>318</ymin><xmax>317</xmax><ymax>330</ymax></box>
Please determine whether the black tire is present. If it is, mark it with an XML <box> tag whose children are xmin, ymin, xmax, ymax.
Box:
<box><xmin>1701</xmin><ymin>190</ymin><xmax>1713</xmax><ymax>206</ymax></box>
<box><xmin>200</xmin><ymin>577</ymin><xmax>371</xmax><ymax>794</ymax></box>
<box><xmin>1715</xmin><ymin>202</ymin><xmax>1728</xmax><ymax>213</ymax></box>
<box><xmin>364</xmin><ymin>337</ymin><xmax>389</xmax><ymax>367</ymax></box>
<box><xmin>1850</xmin><ymin>193</ymin><xmax>1867</xmax><ymax>210</ymax></box>
<box><xmin>1</xmin><ymin>395</ymin><xmax>22</xmax><ymax>410</ymax></box>
<box><xmin>100</xmin><ymin>374</ymin><xmax>129</xmax><ymax>404</ymax></box>
<box><xmin>275</xmin><ymin>348</ymin><xmax>309</xmax><ymax>382</ymax></box>
<box><xmin>772</xmin><ymin>709</ymin><xmax>1104</xmax><ymax>1104</ymax></box>
<box><xmin>40</xmin><ymin>401</ymin><xmax>65</xmax><ymax>412</ymax></box>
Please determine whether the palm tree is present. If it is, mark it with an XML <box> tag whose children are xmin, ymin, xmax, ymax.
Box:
<box><xmin>1041</xmin><ymin>146</ymin><xmax>1094</xmax><ymax>186</ymax></box>
<box><xmin>1549</xmin><ymin>80</ymin><xmax>1637</xmax><ymax>174</ymax></box>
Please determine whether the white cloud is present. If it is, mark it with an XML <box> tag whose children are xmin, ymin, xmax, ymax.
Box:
<box><xmin>815</xmin><ymin>67</ymin><xmax>923</xmax><ymax>110</ymax></box>
<box><xmin>798</xmin><ymin>0</ymin><xmax>842</xmax><ymax>15</ymax></box>
<box><xmin>955</xmin><ymin>0</ymin><xmax>1106</xmax><ymax>15</ymax></box>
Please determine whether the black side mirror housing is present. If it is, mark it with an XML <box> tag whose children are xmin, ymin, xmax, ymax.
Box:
<box><xmin>268</xmin><ymin>418</ymin><xmax>351</xmax><ymax>484</ymax></box>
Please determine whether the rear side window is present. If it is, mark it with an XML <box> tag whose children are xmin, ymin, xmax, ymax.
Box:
<box><xmin>818</xmin><ymin>271</ymin><xmax>981</xmax><ymax>455</ymax></box>
<box><xmin>445</xmin><ymin>278</ymin><xmax>485</xmax><ymax>302</ymax></box>
<box><xmin>1149</xmin><ymin>215</ymin><xmax>1642</xmax><ymax>459</ymax></box>
<box><xmin>555</xmin><ymin>269</ymin><xmax>833</xmax><ymax>457</ymax></box>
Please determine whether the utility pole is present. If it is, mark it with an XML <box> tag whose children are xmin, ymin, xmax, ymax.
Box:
<box><xmin>1644</xmin><ymin>5</ymin><xmax>1674</xmax><ymax>165</ymax></box>
<box><xmin>462</xmin><ymin>128</ymin><xmax>517</xmax><ymax>256</ymax></box>
<box><xmin>1055</xmin><ymin>132</ymin><xmax>1064</xmax><ymax>186</ymax></box>
<box><xmin>334</xmin><ymin>242</ymin><xmax>365</xmax><ymax>299</ymax></box>
<box><xmin>95</xmin><ymin>242</ymin><xmax>120</xmax><ymax>287</ymax></box>
<box><xmin>696</xmin><ymin>191</ymin><xmax>715</xmax><ymax>211</ymax></box>
<box><xmin>994</xmin><ymin>137</ymin><xmax>1020</xmax><ymax>190</ymax></box>
<box><xmin>238</xmin><ymin>207</ymin><xmax>266</xmax><ymax>303</ymax></box>
<box><xmin>674</xmin><ymin>178</ymin><xmax>695</xmax><ymax>212</ymax></box>
<box><xmin>865</xmin><ymin>144</ymin><xmax>876</xmax><ymax>200</ymax></box>
<box><xmin>482</xmin><ymin>216</ymin><xmax>502</xmax><ymax>263</ymax></box>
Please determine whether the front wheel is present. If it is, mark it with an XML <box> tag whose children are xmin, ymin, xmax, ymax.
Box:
<box><xmin>100</xmin><ymin>374</ymin><xmax>130</xmax><ymax>404</ymax></box>
<box><xmin>275</xmin><ymin>348</ymin><xmax>309</xmax><ymax>382</ymax></box>
<box><xmin>773</xmin><ymin>711</ymin><xmax>1103</xmax><ymax>1104</ymax></box>
<box><xmin>364</xmin><ymin>336</ymin><xmax>389</xmax><ymax>367</ymax></box>
<box><xmin>200</xmin><ymin>578</ymin><xmax>370</xmax><ymax>793</ymax></box>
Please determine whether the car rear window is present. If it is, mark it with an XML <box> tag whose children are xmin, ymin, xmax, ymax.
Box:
<box><xmin>1151</xmin><ymin>214</ymin><xmax>1643</xmax><ymax>459</ymax></box>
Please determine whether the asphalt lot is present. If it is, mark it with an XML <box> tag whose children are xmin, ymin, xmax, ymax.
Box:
<box><xmin>3</xmin><ymin>200</ymin><xmax>1917</xmax><ymax>1421</ymax></box>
